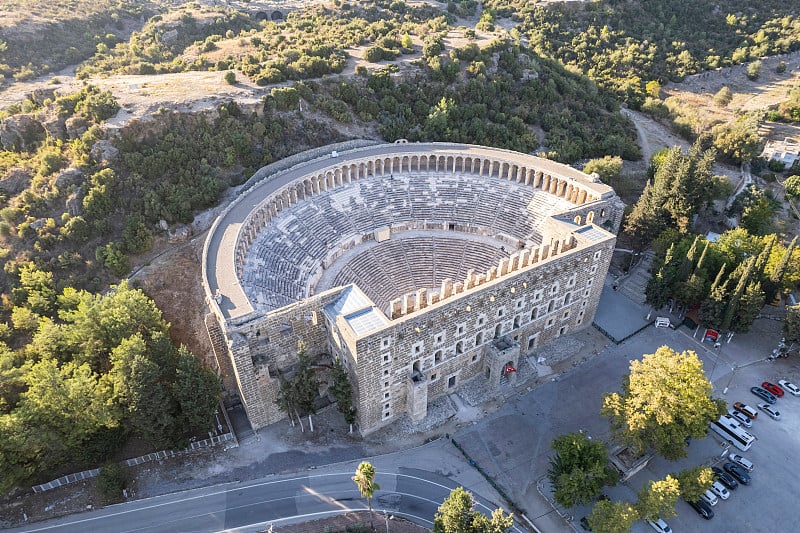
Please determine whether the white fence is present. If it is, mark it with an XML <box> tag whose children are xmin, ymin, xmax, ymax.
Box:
<box><xmin>31</xmin><ymin>432</ymin><xmax>235</xmax><ymax>493</ymax></box>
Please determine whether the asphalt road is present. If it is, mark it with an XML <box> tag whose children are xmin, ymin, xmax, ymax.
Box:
<box><xmin>12</xmin><ymin>467</ymin><xmax>523</xmax><ymax>533</ymax></box>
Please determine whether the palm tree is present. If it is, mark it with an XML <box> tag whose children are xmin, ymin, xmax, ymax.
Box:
<box><xmin>352</xmin><ymin>461</ymin><xmax>380</xmax><ymax>530</ymax></box>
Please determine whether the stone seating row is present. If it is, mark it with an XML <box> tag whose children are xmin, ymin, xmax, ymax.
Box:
<box><xmin>242</xmin><ymin>174</ymin><xmax>572</xmax><ymax>312</ymax></box>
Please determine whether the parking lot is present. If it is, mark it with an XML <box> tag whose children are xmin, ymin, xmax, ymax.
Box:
<box><xmin>621</xmin><ymin>345</ymin><xmax>800</xmax><ymax>533</ymax></box>
<box><xmin>454</xmin><ymin>282</ymin><xmax>800</xmax><ymax>532</ymax></box>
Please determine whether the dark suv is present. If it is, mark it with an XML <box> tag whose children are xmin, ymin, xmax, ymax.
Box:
<box><xmin>723</xmin><ymin>462</ymin><xmax>751</xmax><ymax>485</ymax></box>
<box><xmin>687</xmin><ymin>499</ymin><xmax>714</xmax><ymax>520</ymax></box>
<box><xmin>712</xmin><ymin>466</ymin><xmax>739</xmax><ymax>490</ymax></box>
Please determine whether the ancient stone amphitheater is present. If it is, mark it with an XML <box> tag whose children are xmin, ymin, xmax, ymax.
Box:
<box><xmin>203</xmin><ymin>142</ymin><xmax>623</xmax><ymax>435</ymax></box>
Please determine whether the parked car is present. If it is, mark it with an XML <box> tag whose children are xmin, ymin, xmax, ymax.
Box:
<box><xmin>711</xmin><ymin>480</ymin><xmax>730</xmax><ymax>500</ymax></box>
<box><xmin>762</xmin><ymin>381</ymin><xmax>784</xmax><ymax>397</ymax></box>
<box><xmin>580</xmin><ymin>516</ymin><xmax>593</xmax><ymax>532</ymax></box>
<box><xmin>728</xmin><ymin>409</ymin><xmax>753</xmax><ymax>427</ymax></box>
<box><xmin>778</xmin><ymin>380</ymin><xmax>800</xmax><ymax>396</ymax></box>
<box><xmin>712</xmin><ymin>467</ymin><xmax>739</xmax><ymax>490</ymax></box>
<box><xmin>750</xmin><ymin>386</ymin><xmax>777</xmax><ymax>404</ymax></box>
<box><xmin>729</xmin><ymin>453</ymin><xmax>755</xmax><ymax>472</ymax></box>
<box><xmin>758</xmin><ymin>402</ymin><xmax>781</xmax><ymax>420</ymax></box>
<box><xmin>733</xmin><ymin>402</ymin><xmax>758</xmax><ymax>420</ymax></box>
<box><xmin>700</xmin><ymin>489</ymin><xmax>719</xmax><ymax>506</ymax></box>
<box><xmin>724</xmin><ymin>462</ymin><xmax>752</xmax><ymax>485</ymax></box>
<box><xmin>647</xmin><ymin>518</ymin><xmax>672</xmax><ymax>533</ymax></box>
<box><xmin>687</xmin><ymin>498</ymin><xmax>715</xmax><ymax>519</ymax></box>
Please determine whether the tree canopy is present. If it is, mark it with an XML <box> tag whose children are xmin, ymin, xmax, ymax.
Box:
<box><xmin>432</xmin><ymin>487</ymin><xmax>514</xmax><ymax>533</ymax></box>
<box><xmin>547</xmin><ymin>432</ymin><xmax>617</xmax><ymax>508</ymax></box>
<box><xmin>601</xmin><ymin>346</ymin><xmax>725</xmax><ymax>460</ymax></box>
<box><xmin>0</xmin><ymin>281</ymin><xmax>219</xmax><ymax>494</ymax></box>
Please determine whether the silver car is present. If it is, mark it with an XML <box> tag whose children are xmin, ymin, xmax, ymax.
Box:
<box><xmin>711</xmin><ymin>480</ymin><xmax>730</xmax><ymax>500</ymax></box>
<box><xmin>729</xmin><ymin>453</ymin><xmax>754</xmax><ymax>472</ymax></box>
<box><xmin>758</xmin><ymin>402</ymin><xmax>781</xmax><ymax>420</ymax></box>
<box><xmin>728</xmin><ymin>408</ymin><xmax>753</xmax><ymax>428</ymax></box>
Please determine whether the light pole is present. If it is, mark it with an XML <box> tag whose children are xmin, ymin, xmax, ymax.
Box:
<box><xmin>723</xmin><ymin>364</ymin><xmax>737</xmax><ymax>395</ymax></box>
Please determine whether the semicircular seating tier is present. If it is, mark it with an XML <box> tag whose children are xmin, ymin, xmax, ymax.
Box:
<box><xmin>240</xmin><ymin>172</ymin><xmax>574</xmax><ymax>314</ymax></box>
<box><xmin>324</xmin><ymin>235</ymin><xmax>510</xmax><ymax>313</ymax></box>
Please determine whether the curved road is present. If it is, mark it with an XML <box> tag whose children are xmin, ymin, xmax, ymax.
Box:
<box><xmin>12</xmin><ymin>467</ymin><xmax>523</xmax><ymax>533</ymax></box>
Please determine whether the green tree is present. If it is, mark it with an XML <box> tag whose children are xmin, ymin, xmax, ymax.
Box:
<box><xmin>433</xmin><ymin>486</ymin><xmax>514</xmax><ymax>533</ymax></box>
<box><xmin>785</xmin><ymin>304</ymin><xmax>800</xmax><ymax>343</ymax></box>
<box><xmin>105</xmin><ymin>334</ymin><xmax>175</xmax><ymax>447</ymax></box>
<box><xmin>785</xmin><ymin>175</ymin><xmax>800</xmax><ymax>199</ymax></box>
<box><xmin>731</xmin><ymin>281</ymin><xmax>764</xmax><ymax>333</ymax></box>
<box><xmin>583</xmin><ymin>156</ymin><xmax>623</xmax><ymax>184</ymax></box>
<box><xmin>698</xmin><ymin>264</ymin><xmax>728</xmax><ymax>330</ymax></box>
<box><xmin>353</xmin><ymin>461</ymin><xmax>380</xmax><ymax>530</ymax></box>
<box><xmin>173</xmin><ymin>348</ymin><xmax>220</xmax><ymax>434</ymax></box>
<box><xmin>712</xmin><ymin>116</ymin><xmax>762</xmax><ymax>164</ymax></box>
<box><xmin>675</xmin><ymin>466</ymin><xmax>714</xmax><ymax>502</ymax></box>
<box><xmin>601</xmin><ymin>346</ymin><xmax>724</xmax><ymax>460</ymax></box>
<box><xmin>61</xmin><ymin>215</ymin><xmax>90</xmax><ymax>243</ymax></box>
<box><xmin>329</xmin><ymin>357</ymin><xmax>356</xmax><ymax>430</ymax></box>
<box><xmin>587</xmin><ymin>500</ymin><xmax>638</xmax><ymax>533</ymax></box>
<box><xmin>547</xmin><ymin>432</ymin><xmax>617</xmax><ymax>508</ymax></box>
<box><xmin>635</xmin><ymin>475</ymin><xmax>680</xmax><ymax>521</ymax></box>
<box><xmin>740</xmin><ymin>196</ymin><xmax>776</xmax><ymax>235</ymax></box>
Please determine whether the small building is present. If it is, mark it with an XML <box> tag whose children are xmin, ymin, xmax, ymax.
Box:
<box><xmin>762</xmin><ymin>137</ymin><xmax>800</xmax><ymax>168</ymax></box>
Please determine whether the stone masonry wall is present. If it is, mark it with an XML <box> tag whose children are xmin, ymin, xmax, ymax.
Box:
<box><xmin>352</xmin><ymin>235</ymin><xmax>615</xmax><ymax>434</ymax></box>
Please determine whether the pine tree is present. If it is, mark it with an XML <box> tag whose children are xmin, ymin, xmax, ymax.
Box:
<box><xmin>732</xmin><ymin>281</ymin><xmax>764</xmax><ymax>333</ymax></box>
<box><xmin>694</xmin><ymin>241</ymin><xmax>709</xmax><ymax>273</ymax></box>
<box><xmin>753</xmin><ymin>235</ymin><xmax>775</xmax><ymax>278</ymax></box>
<box><xmin>680</xmin><ymin>236</ymin><xmax>700</xmax><ymax>281</ymax></box>
<box><xmin>721</xmin><ymin>256</ymin><xmax>755</xmax><ymax>333</ymax></box>
<box><xmin>765</xmin><ymin>236</ymin><xmax>797</xmax><ymax>302</ymax></box>
<box><xmin>699</xmin><ymin>275</ymin><xmax>729</xmax><ymax>331</ymax></box>
<box><xmin>330</xmin><ymin>357</ymin><xmax>356</xmax><ymax>431</ymax></box>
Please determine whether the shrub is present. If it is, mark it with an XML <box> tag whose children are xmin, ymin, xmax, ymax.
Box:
<box><xmin>224</xmin><ymin>71</ymin><xmax>236</xmax><ymax>85</ymax></box>
<box><xmin>746</xmin><ymin>60</ymin><xmax>762</xmax><ymax>81</ymax></box>
<box><xmin>713</xmin><ymin>86</ymin><xmax>733</xmax><ymax>107</ymax></box>
<box><xmin>96</xmin><ymin>464</ymin><xmax>129</xmax><ymax>503</ymax></box>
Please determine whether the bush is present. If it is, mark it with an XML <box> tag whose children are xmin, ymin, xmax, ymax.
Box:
<box><xmin>224</xmin><ymin>71</ymin><xmax>236</xmax><ymax>85</ymax></box>
<box><xmin>746</xmin><ymin>60</ymin><xmax>762</xmax><ymax>81</ymax></box>
<box><xmin>713</xmin><ymin>86</ymin><xmax>733</xmax><ymax>107</ymax></box>
<box><xmin>96</xmin><ymin>464</ymin><xmax>128</xmax><ymax>503</ymax></box>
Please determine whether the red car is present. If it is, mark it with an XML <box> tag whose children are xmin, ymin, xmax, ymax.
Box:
<box><xmin>762</xmin><ymin>381</ymin><xmax>784</xmax><ymax>398</ymax></box>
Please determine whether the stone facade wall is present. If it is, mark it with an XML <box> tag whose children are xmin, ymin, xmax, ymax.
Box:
<box><xmin>350</xmin><ymin>235</ymin><xmax>614</xmax><ymax>434</ymax></box>
<box><xmin>209</xmin><ymin>143</ymin><xmax>620</xmax><ymax>435</ymax></box>
<box><xmin>224</xmin><ymin>287</ymin><xmax>348</xmax><ymax>427</ymax></box>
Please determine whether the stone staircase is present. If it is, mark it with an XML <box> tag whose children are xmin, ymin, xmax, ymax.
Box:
<box><xmin>617</xmin><ymin>251</ymin><xmax>655</xmax><ymax>305</ymax></box>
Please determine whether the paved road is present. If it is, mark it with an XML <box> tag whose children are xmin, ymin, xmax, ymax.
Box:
<box><xmin>12</xmin><ymin>467</ymin><xmax>523</xmax><ymax>533</ymax></box>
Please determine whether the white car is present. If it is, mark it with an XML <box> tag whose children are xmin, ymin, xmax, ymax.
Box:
<box><xmin>647</xmin><ymin>518</ymin><xmax>672</xmax><ymax>533</ymax></box>
<box><xmin>728</xmin><ymin>409</ymin><xmax>753</xmax><ymax>428</ymax></box>
<box><xmin>700</xmin><ymin>489</ymin><xmax>719</xmax><ymax>506</ymax></box>
<box><xmin>711</xmin><ymin>480</ymin><xmax>730</xmax><ymax>500</ymax></box>
<box><xmin>729</xmin><ymin>453</ymin><xmax>754</xmax><ymax>472</ymax></box>
<box><xmin>758</xmin><ymin>402</ymin><xmax>781</xmax><ymax>420</ymax></box>
<box><xmin>778</xmin><ymin>380</ymin><xmax>800</xmax><ymax>396</ymax></box>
